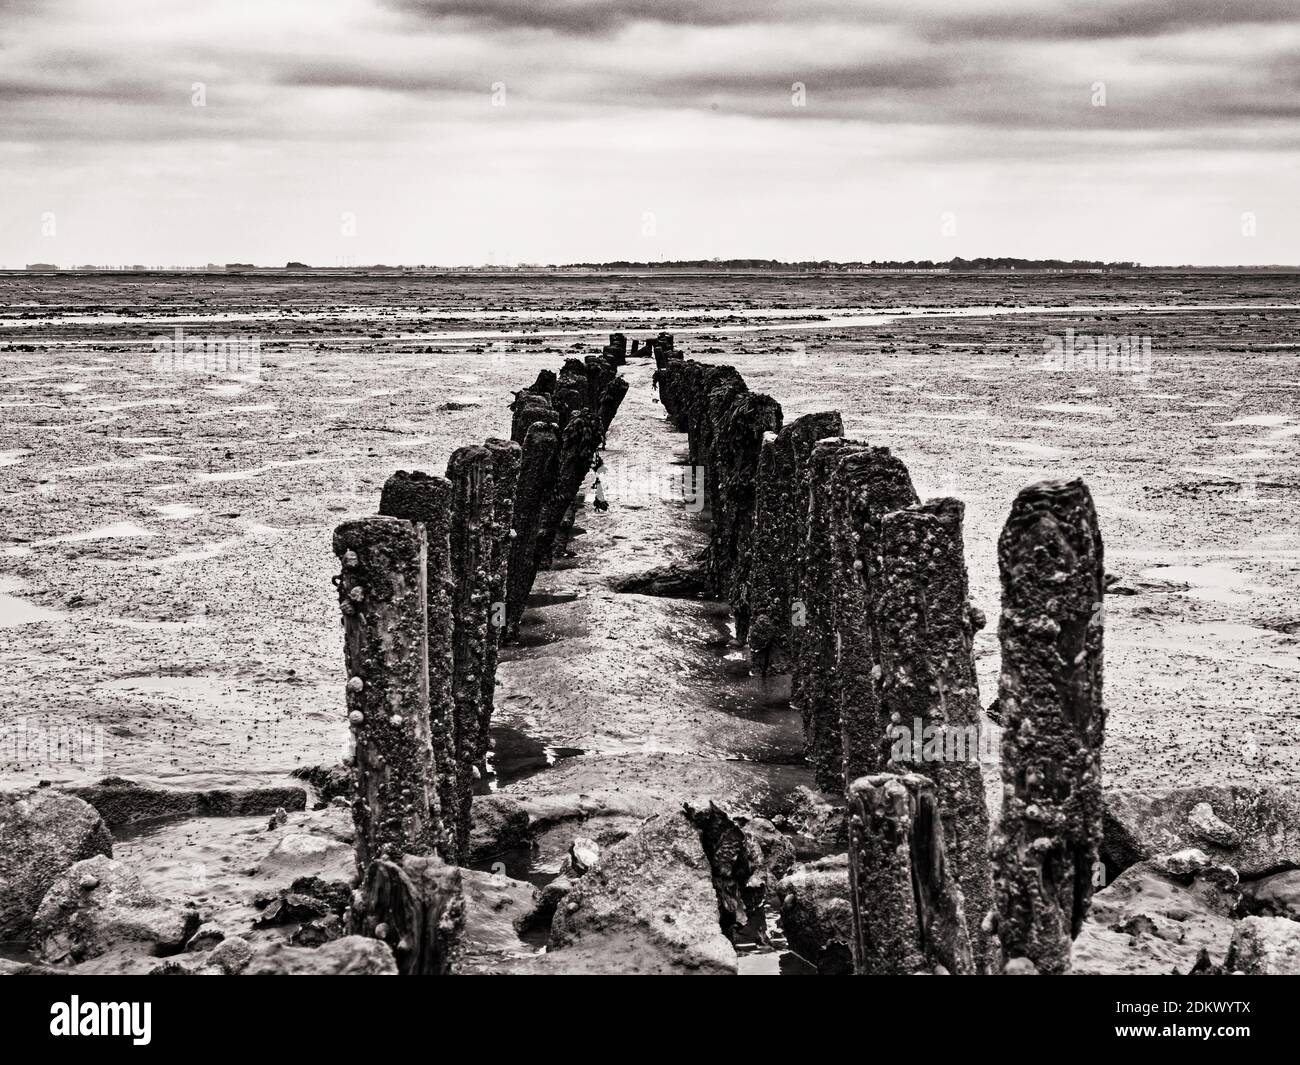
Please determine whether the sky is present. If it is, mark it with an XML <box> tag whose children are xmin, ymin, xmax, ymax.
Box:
<box><xmin>1</xmin><ymin>0</ymin><xmax>1297</xmax><ymax>266</ymax></box>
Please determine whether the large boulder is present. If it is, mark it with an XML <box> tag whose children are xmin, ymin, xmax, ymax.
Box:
<box><xmin>34</xmin><ymin>854</ymin><xmax>202</xmax><ymax>964</ymax></box>
<box><xmin>254</xmin><ymin>832</ymin><xmax>354</xmax><ymax>883</ymax></box>
<box><xmin>775</xmin><ymin>853</ymin><xmax>854</xmax><ymax>975</ymax></box>
<box><xmin>1242</xmin><ymin>869</ymin><xmax>1300</xmax><ymax>920</ymax></box>
<box><xmin>454</xmin><ymin>869</ymin><xmax>542</xmax><ymax>972</ymax></box>
<box><xmin>245</xmin><ymin>935</ymin><xmax>397</xmax><ymax>975</ymax></box>
<box><xmin>468</xmin><ymin>794</ymin><xmax>531</xmax><ymax>863</ymax></box>
<box><xmin>549</xmin><ymin>810</ymin><xmax>737</xmax><ymax>974</ymax></box>
<box><xmin>1225</xmin><ymin>916</ymin><xmax>1300</xmax><ymax>975</ymax></box>
<box><xmin>65</xmin><ymin>776</ymin><xmax>306</xmax><ymax>828</ymax></box>
<box><xmin>1072</xmin><ymin>850</ymin><xmax>1240</xmax><ymax>975</ymax></box>
<box><xmin>1103</xmin><ymin>784</ymin><xmax>1300</xmax><ymax>878</ymax></box>
<box><xmin>0</xmin><ymin>789</ymin><xmax>112</xmax><ymax>942</ymax></box>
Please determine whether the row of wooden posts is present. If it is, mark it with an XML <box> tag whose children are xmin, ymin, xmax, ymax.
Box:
<box><xmin>653</xmin><ymin>352</ymin><xmax>1106</xmax><ymax>975</ymax></box>
<box><xmin>329</xmin><ymin>344</ymin><xmax>629</xmax><ymax>973</ymax></box>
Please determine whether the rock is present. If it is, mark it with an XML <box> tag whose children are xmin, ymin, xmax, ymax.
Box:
<box><xmin>1103</xmin><ymin>784</ymin><xmax>1300</xmax><ymax>877</ymax></box>
<box><xmin>288</xmin><ymin>874</ymin><xmax>352</xmax><ymax>916</ymax></box>
<box><xmin>456</xmin><ymin>868</ymin><xmax>540</xmax><ymax>963</ymax></box>
<box><xmin>290</xmin><ymin>764</ymin><xmax>352</xmax><ymax>805</ymax></box>
<box><xmin>0</xmin><ymin>958</ymin><xmax>65</xmax><ymax>975</ymax></box>
<box><xmin>252</xmin><ymin>892</ymin><xmax>330</xmax><ymax>928</ymax></box>
<box><xmin>34</xmin><ymin>855</ymin><xmax>201</xmax><ymax>965</ymax></box>
<box><xmin>684</xmin><ymin>800</ymin><xmax>768</xmax><ymax>942</ymax></box>
<box><xmin>561</xmin><ymin>837</ymin><xmax>600</xmax><ymax>877</ymax></box>
<box><xmin>185</xmin><ymin>923</ymin><xmax>226</xmax><ymax>952</ymax></box>
<box><xmin>740</xmin><ymin>816</ymin><xmax>796</xmax><ymax>881</ymax></box>
<box><xmin>468</xmin><ymin>794</ymin><xmax>530</xmax><ymax>863</ymax></box>
<box><xmin>1242</xmin><ymin>869</ymin><xmax>1300</xmax><ymax>919</ymax></box>
<box><xmin>65</xmin><ymin>776</ymin><xmax>306</xmax><ymax>828</ymax></box>
<box><xmin>245</xmin><ymin>935</ymin><xmax>397</xmax><ymax>975</ymax></box>
<box><xmin>1225</xmin><ymin>916</ymin><xmax>1300</xmax><ymax>975</ymax></box>
<box><xmin>518</xmin><ymin>876</ymin><xmax>572</xmax><ymax>938</ymax></box>
<box><xmin>208</xmin><ymin>936</ymin><xmax>252</xmax><ymax>974</ymax></box>
<box><xmin>774</xmin><ymin>786</ymin><xmax>846</xmax><ymax>860</ymax></box>
<box><xmin>1071</xmin><ymin>851</ymin><xmax>1240</xmax><ymax>975</ymax></box>
<box><xmin>549</xmin><ymin>811</ymin><xmax>737</xmax><ymax>974</ymax></box>
<box><xmin>0</xmin><ymin>789</ymin><xmax>113</xmax><ymax>942</ymax></box>
<box><xmin>290</xmin><ymin>915</ymin><xmax>342</xmax><ymax>947</ymax></box>
<box><xmin>775</xmin><ymin>853</ymin><xmax>854</xmax><ymax>975</ymax></box>
<box><xmin>255</xmin><ymin>832</ymin><xmax>354</xmax><ymax>882</ymax></box>
<box><xmin>266</xmin><ymin>807</ymin><xmax>289</xmax><ymax>830</ymax></box>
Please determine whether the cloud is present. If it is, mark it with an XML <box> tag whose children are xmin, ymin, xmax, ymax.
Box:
<box><xmin>0</xmin><ymin>0</ymin><xmax>1296</xmax><ymax>264</ymax></box>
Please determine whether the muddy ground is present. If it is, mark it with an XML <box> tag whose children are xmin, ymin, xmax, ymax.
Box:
<box><xmin>1</xmin><ymin>272</ymin><xmax>1298</xmax><ymax>968</ymax></box>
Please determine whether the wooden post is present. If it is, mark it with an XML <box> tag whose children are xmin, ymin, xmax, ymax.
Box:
<box><xmin>509</xmin><ymin>391</ymin><xmax>555</xmax><ymax>446</ymax></box>
<box><xmin>479</xmin><ymin>438</ymin><xmax>520</xmax><ymax>778</ymax></box>
<box><xmin>377</xmin><ymin>471</ymin><xmax>458</xmax><ymax>862</ymax></box>
<box><xmin>353</xmin><ymin>854</ymin><xmax>463</xmax><ymax>975</ymax></box>
<box><xmin>445</xmin><ymin>445</ymin><xmax>495</xmax><ymax>864</ymax></box>
<box><xmin>847</xmin><ymin>772</ymin><xmax>974</xmax><ymax>975</ymax></box>
<box><xmin>795</xmin><ymin>438</ymin><xmax>863</xmax><ymax>792</ymax></box>
<box><xmin>505</xmin><ymin>421</ymin><xmax>559</xmax><ymax>641</ymax></box>
<box><xmin>831</xmin><ymin>446</ymin><xmax>918</xmax><ymax>787</ymax></box>
<box><xmin>332</xmin><ymin>517</ymin><xmax>442</xmax><ymax>872</ymax></box>
<box><xmin>535</xmin><ymin>410</ymin><xmax>599</xmax><ymax>567</ymax></box>
<box><xmin>597</xmin><ymin>375</ymin><xmax>629</xmax><ymax>446</ymax></box>
<box><xmin>992</xmin><ymin>478</ymin><xmax>1105</xmax><ymax>974</ymax></box>
<box><xmin>746</xmin><ymin>412</ymin><xmax>843</xmax><ymax>671</ymax></box>
<box><xmin>710</xmin><ymin>391</ymin><xmax>782</xmax><ymax>640</ymax></box>
<box><xmin>877</xmin><ymin>497</ymin><xmax>995</xmax><ymax>970</ymax></box>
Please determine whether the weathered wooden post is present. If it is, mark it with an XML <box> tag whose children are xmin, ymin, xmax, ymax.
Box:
<box><xmin>377</xmin><ymin>471</ymin><xmax>458</xmax><ymax>861</ymax></box>
<box><xmin>353</xmin><ymin>854</ymin><xmax>463</xmax><ymax>975</ymax></box>
<box><xmin>847</xmin><ymin>772</ymin><xmax>974</xmax><ymax>975</ymax></box>
<box><xmin>332</xmin><ymin>517</ymin><xmax>442</xmax><ymax>871</ymax></box>
<box><xmin>794</xmin><ymin>438</ymin><xmax>862</xmax><ymax>791</ymax></box>
<box><xmin>445</xmin><ymin>444</ymin><xmax>496</xmax><ymax>864</ymax></box>
<box><xmin>597</xmin><ymin>375</ymin><xmax>629</xmax><ymax>446</ymax></box>
<box><xmin>510</xmin><ymin>391</ymin><xmax>555</xmax><ymax>446</ymax></box>
<box><xmin>745</xmin><ymin>412</ymin><xmax>842</xmax><ymax>671</ymax></box>
<box><xmin>876</xmin><ymin>497</ymin><xmax>995</xmax><ymax>970</ymax></box>
<box><xmin>831</xmin><ymin>446</ymin><xmax>919</xmax><ymax>787</ymax></box>
<box><xmin>535</xmin><ymin>410</ymin><xmax>599</xmax><ymax>567</ymax></box>
<box><xmin>711</xmin><ymin>391</ymin><xmax>782</xmax><ymax>639</ymax></box>
<box><xmin>480</xmin><ymin>438</ymin><xmax>520</xmax><ymax>776</ymax></box>
<box><xmin>991</xmin><ymin>478</ymin><xmax>1105</xmax><ymax>975</ymax></box>
<box><xmin>603</xmin><ymin>332</ymin><xmax>627</xmax><ymax>364</ymax></box>
<box><xmin>505</xmin><ymin>421</ymin><xmax>559</xmax><ymax>641</ymax></box>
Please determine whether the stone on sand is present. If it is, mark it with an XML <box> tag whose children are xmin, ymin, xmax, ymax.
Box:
<box><xmin>0</xmin><ymin>788</ymin><xmax>112</xmax><ymax>941</ymax></box>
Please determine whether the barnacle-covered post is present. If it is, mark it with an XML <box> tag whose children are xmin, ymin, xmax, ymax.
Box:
<box><xmin>794</xmin><ymin>437</ymin><xmax>861</xmax><ymax>791</ymax></box>
<box><xmin>536</xmin><ymin>410</ymin><xmax>599</xmax><ymax>567</ymax></box>
<box><xmin>992</xmin><ymin>478</ymin><xmax>1105</xmax><ymax>975</ymax></box>
<box><xmin>745</xmin><ymin>412</ymin><xmax>842</xmax><ymax>672</ymax></box>
<box><xmin>877</xmin><ymin>497</ymin><xmax>994</xmax><ymax>969</ymax></box>
<box><xmin>378</xmin><ymin>471</ymin><xmax>458</xmax><ymax>861</ymax></box>
<box><xmin>831</xmin><ymin>447</ymin><xmax>919</xmax><ymax>784</ymax></box>
<box><xmin>480</xmin><ymin>438</ymin><xmax>520</xmax><ymax>775</ymax></box>
<box><xmin>332</xmin><ymin>517</ymin><xmax>441</xmax><ymax>873</ymax></box>
<box><xmin>446</xmin><ymin>444</ymin><xmax>496</xmax><ymax>864</ymax></box>
<box><xmin>506</xmin><ymin>420</ymin><xmax>559</xmax><ymax>641</ymax></box>
<box><xmin>510</xmin><ymin>391</ymin><xmax>555</xmax><ymax>446</ymax></box>
<box><xmin>597</xmin><ymin>375</ymin><xmax>629</xmax><ymax>446</ymax></box>
<box><xmin>603</xmin><ymin>332</ymin><xmax>628</xmax><ymax>365</ymax></box>
<box><xmin>712</xmin><ymin>391</ymin><xmax>782</xmax><ymax>641</ymax></box>
<box><xmin>847</xmin><ymin>772</ymin><xmax>973</xmax><ymax>975</ymax></box>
